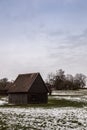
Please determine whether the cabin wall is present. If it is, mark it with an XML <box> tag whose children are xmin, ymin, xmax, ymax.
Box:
<box><xmin>29</xmin><ymin>74</ymin><xmax>48</xmax><ymax>93</ymax></box>
<box><xmin>28</xmin><ymin>93</ymin><xmax>48</xmax><ymax>104</ymax></box>
<box><xmin>9</xmin><ymin>92</ymin><xmax>48</xmax><ymax>104</ymax></box>
<box><xmin>8</xmin><ymin>93</ymin><xmax>28</xmax><ymax>104</ymax></box>
<box><xmin>28</xmin><ymin>74</ymin><xmax>48</xmax><ymax>104</ymax></box>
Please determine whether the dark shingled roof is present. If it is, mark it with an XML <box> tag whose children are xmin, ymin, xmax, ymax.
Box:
<box><xmin>5</xmin><ymin>82</ymin><xmax>13</xmax><ymax>90</ymax></box>
<box><xmin>8</xmin><ymin>73</ymin><xmax>39</xmax><ymax>93</ymax></box>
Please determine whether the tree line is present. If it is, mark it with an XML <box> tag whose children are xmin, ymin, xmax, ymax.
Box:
<box><xmin>0</xmin><ymin>78</ymin><xmax>13</xmax><ymax>88</ymax></box>
<box><xmin>0</xmin><ymin>70</ymin><xmax>86</xmax><ymax>91</ymax></box>
<box><xmin>46</xmin><ymin>69</ymin><xmax>87</xmax><ymax>90</ymax></box>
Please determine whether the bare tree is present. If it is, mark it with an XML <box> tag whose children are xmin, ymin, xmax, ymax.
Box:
<box><xmin>46</xmin><ymin>70</ymin><xmax>87</xmax><ymax>90</ymax></box>
<box><xmin>54</xmin><ymin>69</ymin><xmax>65</xmax><ymax>90</ymax></box>
<box><xmin>0</xmin><ymin>78</ymin><xmax>8</xmax><ymax>88</ymax></box>
<box><xmin>74</xmin><ymin>73</ymin><xmax>87</xmax><ymax>88</ymax></box>
<box><xmin>46</xmin><ymin>72</ymin><xmax>55</xmax><ymax>86</ymax></box>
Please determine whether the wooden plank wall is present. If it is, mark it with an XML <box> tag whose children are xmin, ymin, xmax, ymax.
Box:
<box><xmin>9</xmin><ymin>93</ymin><xmax>28</xmax><ymax>104</ymax></box>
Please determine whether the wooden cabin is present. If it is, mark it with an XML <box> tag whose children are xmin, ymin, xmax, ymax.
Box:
<box><xmin>8</xmin><ymin>73</ymin><xmax>49</xmax><ymax>104</ymax></box>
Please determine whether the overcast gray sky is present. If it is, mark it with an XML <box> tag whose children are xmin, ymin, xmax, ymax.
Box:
<box><xmin>0</xmin><ymin>0</ymin><xmax>87</xmax><ymax>80</ymax></box>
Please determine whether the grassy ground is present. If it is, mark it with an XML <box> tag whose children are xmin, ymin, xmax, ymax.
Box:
<box><xmin>0</xmin><ymin>90</ymin><xmax>87</xmax><ymax>129</ymax></box>
<box><xmin>0</xmin><ymin>96</ymin><xmax>87</xmax><ymax>108</ymax></box>
<box><xmin>0</xmin><ymin>92</ymin><xmax>87</xmax><ymax>108</ymax></box>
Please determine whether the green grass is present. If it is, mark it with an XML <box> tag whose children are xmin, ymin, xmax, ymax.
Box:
<box><xmin>48</xmin><ymin>98</ymin><xmax>86</xmax><ymax>107</ymax></box>
<box><xmin>0</xmin><ymin>97</ymin><xmax>87</xmax><ymax>108</ymax></box>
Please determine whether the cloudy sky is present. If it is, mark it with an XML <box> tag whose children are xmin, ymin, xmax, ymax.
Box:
<box><xmin>0</xmin><ymin>0</ymin><xmax>87</xmax><ymax>80</ymax></box>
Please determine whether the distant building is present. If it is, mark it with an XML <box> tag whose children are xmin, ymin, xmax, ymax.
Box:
<box><xmin>8</xmin><ymin>73</ymin><xmax>49</xmax><ymax>104</ymax></box>
<box><xmin>0</xmin><ymin>85</ymin><xmax>7</xmax><ymax>95</ymax></box>
<box><xmin>0</xmin><ymin>82</ymin><xmax>12</xmax><ymax>96</ymax></box>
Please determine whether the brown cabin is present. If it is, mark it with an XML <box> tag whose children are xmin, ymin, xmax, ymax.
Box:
<box><xmin>8</xmin><ymin>73</ymin><xmax>49</xmax><ymax>104</ymax></box>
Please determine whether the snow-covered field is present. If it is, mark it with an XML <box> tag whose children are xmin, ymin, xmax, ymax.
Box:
<box><xmin>49</xmin><ymin>95</ymin><xmax>87</xmax><ymax>103</ymax></box>
<box><xmin>0</xmin><ymin>107</ymin><xmax>87</xmax><ymax>130</ymax></box>
<box><xmin>52</xmin><ymin>89</ymin><xmax>87</xmax><ymax>96</ymax></box>
<box><xmin>0</xmin><ymin>90</ymin><xmax>87</xmax><ymax>130</ymax></box>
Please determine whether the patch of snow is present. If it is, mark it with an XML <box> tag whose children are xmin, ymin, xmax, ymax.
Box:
<box><xmin>52</xmin><ymin>89</ymin><xmax>87</xmax><ymax>96</ymax></box>
<box><xmin>0</xmin><ymin>107</ymin><xmax>87</xmax><ymax>129</ymax></box>
<box><xmin>0</xmin><ymin>97</ymin><xmax>8</xmax><ymax>105</ymax></box>
<box><xmin>0</xmin><ymin>100</ymin><xmax>6</xmax><ymax>105</ymax></box>
<box><xmin>49</xmin><ymin>95</ymin><xmax>87</xmax><ymax>103</ymax></box>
